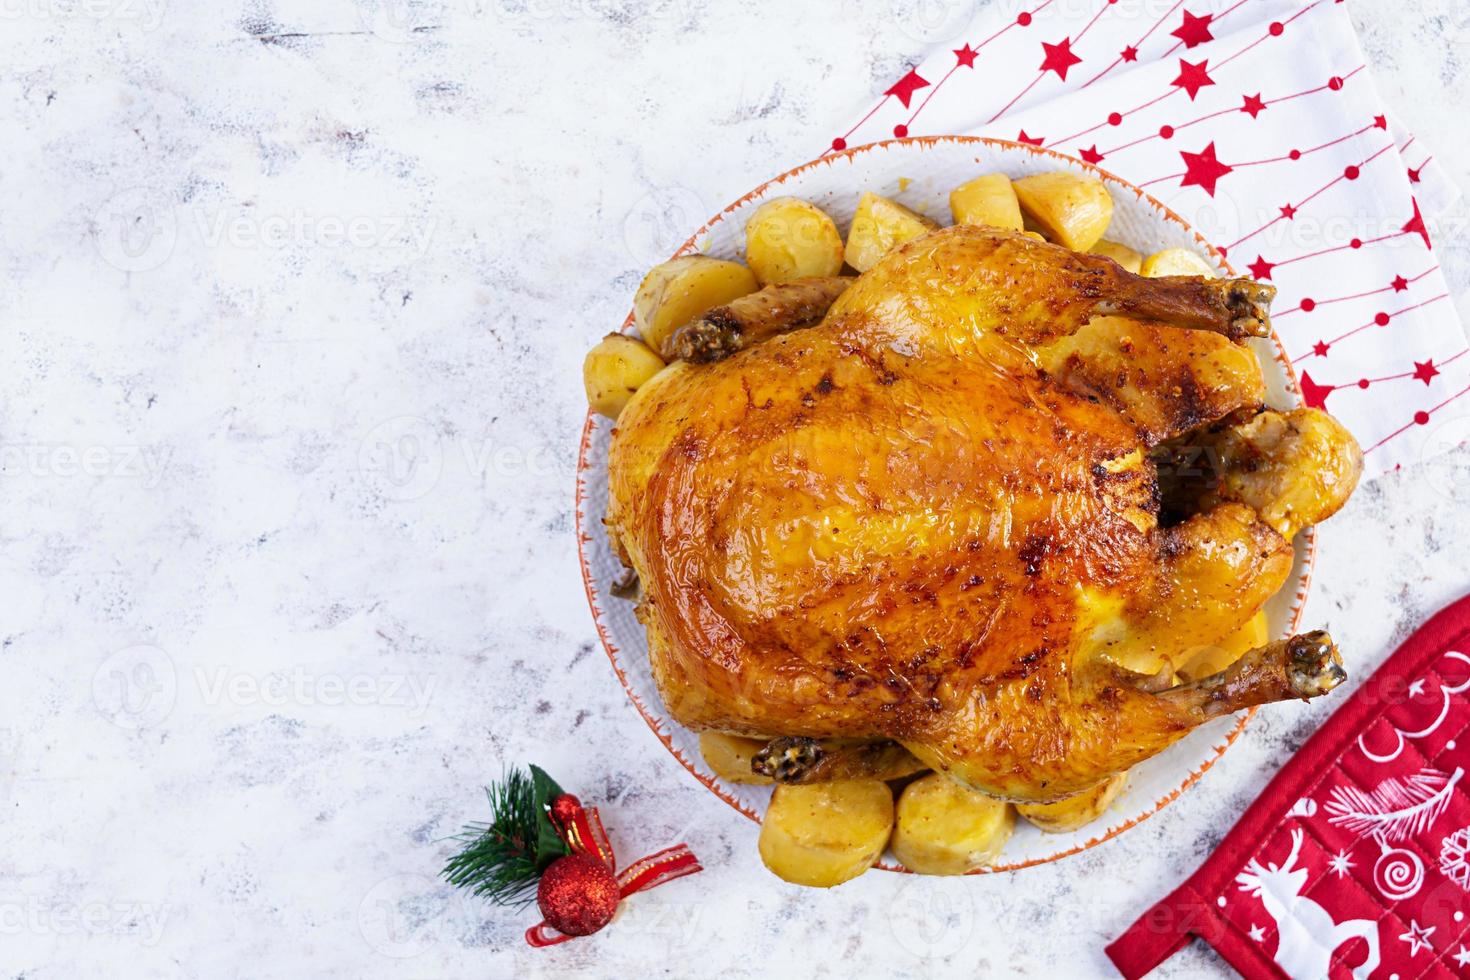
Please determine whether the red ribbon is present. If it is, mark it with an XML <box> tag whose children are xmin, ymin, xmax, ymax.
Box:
<box><xmin>525</xmin><ymin>795</ymin><xmax>702</xmax><ymax>948</ymax></box>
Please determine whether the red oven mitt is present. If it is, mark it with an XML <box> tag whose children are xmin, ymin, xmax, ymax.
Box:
<box><xmin>1108</xmin><ymin>594</ymin><xmax>1470</xmax><ymax>979</ymax></box>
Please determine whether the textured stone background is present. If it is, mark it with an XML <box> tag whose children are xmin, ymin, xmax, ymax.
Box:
<box><xmin>1</xmin><ymin>1</ymin><xmax>1468</xmax><ymax>977</ymax></box>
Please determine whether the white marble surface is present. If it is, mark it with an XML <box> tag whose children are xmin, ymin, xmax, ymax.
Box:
<box><xmin>1</xmin><ymin>2</ymin><xmax>1468</xmax><ymax>977</ymax></box>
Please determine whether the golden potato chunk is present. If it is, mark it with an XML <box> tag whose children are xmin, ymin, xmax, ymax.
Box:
<box><xmin>1091</xmin><ymin>239</ymin><xmax>1143</xmax><ymax>274</ymax></box>
<box><xmin>583</xmin><ymin>334</ymin><xmax>666</xmax><ymax>419</ymax></box>
<box><xmin>1140</xmin><ymin>246</ymin><xmax>1217</xmax><ymax>278</ymax></box>
<box><xmin>844</xmin><ymin>191</ymin><xmax>938</xmax><ymax>273</ymax></box>
<box><xmin>634</xmin><ymin>256</ymin><xmax>758</xmax><ymax>353</ymax></box>
<box><xmin>1012</xmin><ymin>171</ymin><xmax>1114</xmax><ymax>251</ymax></box>
<box><xmin>743</xmin><ymin>197</ymin><xmax>845</xmax><ymax>284</ymax></box>
<box><xmin>1176</xmin><ymin>611</ymin><xmax>1269</xmax><ymax>682</ymax></box>
<box><xmin>758</xmin><ymin>780</ymin><xmax>893</xmax><ymax>887</ymax></box>
<box><xmin>698</xmin><ymin>732</ymin><xmax>773</xmax><ymax>785</ymax></box>
<box><xmin>949</xmin><ymin>173</ymin><xmax>1023</xmax><ymax>231</ymax></box>
<box><xmin>891</xmin><ymin>773</ymin><xmax>1014</xmax><ymax>875</ymax></box>
<box><xmin>1016</xmin><ymin>772</ymin><xmax>1128</xmax><ymax>834</ymax></box>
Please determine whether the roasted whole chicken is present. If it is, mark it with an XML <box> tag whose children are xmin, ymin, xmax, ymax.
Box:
<box><xmin>605</xmin><ymin>224</ymin><xmax>1362</xmax><ymax>806</ymax></box>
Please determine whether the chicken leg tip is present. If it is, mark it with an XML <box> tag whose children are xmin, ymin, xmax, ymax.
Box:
<box><xmin>1286</xmin><ymin>629</ymin><xmax>1346</xmax><ymax>699</ymax></box>
<box><xmin>1225</xmin><ymin>279</ymin><xmax>1275</xmax><ymax>339</ymax></box>
<box><xmin>752</xmin><ymin>736</ymin><xmax>822</xmax><ymax>783</ymax></box>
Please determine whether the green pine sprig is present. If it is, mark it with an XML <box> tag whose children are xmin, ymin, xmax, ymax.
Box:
<box><xmin>441</xmin><ymin>765</ymin><xmax>570</xmax><ymax>908</ymax></box>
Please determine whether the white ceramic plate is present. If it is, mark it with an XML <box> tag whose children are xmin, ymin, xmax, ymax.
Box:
<box><xmin>576</xmin><ymin>137</ymin><xmax>1313</xmax><ymax>872</ymax></box>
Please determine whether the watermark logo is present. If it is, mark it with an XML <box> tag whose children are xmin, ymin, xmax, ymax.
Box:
<box><xmin>466</xmin><ymin>0</ymin><xmax>692</xmax><ymax>25</ymax></box>
<box><xmin>359</xmin><ymin>416</ymin><xmax>444</xmax><ymax>502</ymax></box>
<box><xmin>1451</xmin><ymin>0</ymin><xmax>1470</xmax><ymax>41</ymax></box>
<box><xmin>623</xmin><ymin>185</ymin><xmax>709</xmax><ymax>268</ymax></box>
<box><xmin>92</xmin><ymin>645</ymin><xmax>177</xmax><ymax>731</ymax></box>
<box><xmin>890</xmin><ymin>0</ymin><xmax>973</xmax><ymax>44</ymax></box>
<box><xmin>359</xmin><ymin>0</ymin><xmax>423</xmax><ymax>41</ymax></box>
<box><xmin>357</xmin><ymin>416</ymin><xmax>567</xmax><ymax>502</ymax></box>
<box><xmin>991</xmin><ymin>0</ymin><xmax>1179</xmax><ymax>18</ymax></box>
<box><xmin>1180</xmin><ymin>195</ymin><xmax>1441</xmax><ymax>259</ymax></box>
<box><xmin>358</xmin><ymin>873</ymin><xmax>441</xmax><ymax>958</ymax></box>
<box><xmin>458</xmin><ymin>436</ymin><xmax>564</xmax><ymax>481</ymax></box>
<box><xmin>888</xmin><ymin>875</ymin><xmax>976</xmax><ymax>959</ymax></box>
<box><xmin>609</xmin><ymin>898</ymin><xmax>704</xmax><ymax>947</ymax></box>
<box><xmin>93</xmin><ymin>188</ymin><xmax>178</xmax><ymax>273</ymax></box>
<box><xmin>1421</xmin><ymin>415</ymin><xmax>1470</xmax><ymax>503</ymax></box>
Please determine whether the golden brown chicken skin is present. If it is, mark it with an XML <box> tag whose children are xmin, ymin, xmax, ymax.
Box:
<box><xmin>607</xmin><ymin>226</ymin><xmax>1360</xmax><ymax>803</ymax></box>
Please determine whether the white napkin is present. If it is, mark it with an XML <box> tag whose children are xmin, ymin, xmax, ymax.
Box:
<box><xmin>830</xmin><ymin>0</ymin><xmax>1466</xmax><ymax>477</ymax></box>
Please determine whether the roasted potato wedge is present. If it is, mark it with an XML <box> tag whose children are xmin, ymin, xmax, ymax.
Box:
<box><xmin>744</xmin><ymin>197</ymin><xmax>845</xmax><ymax>284</ymax></box>
<box><xmin>949</xmin><ymin>173</ymin><xmax>1024</xmax><ymax>231</ymax></box>
<box><xmin>1012</xmin><ymin>171</ymin><xmax>1114</xmax><ymax>251</ymax></box>
<box><xmin>844</xmin><ymin>191</ymin><xmax>938</xmax><ymax>273</ymax></box>
<box><xmin>1176</xmin><ymin>611</ymin><xmax>1270</xmax><ymax>682</ymax></box>
<box><xmin>583</xmin><ymin>333</ymin><xmax>666</xmax><ymax>419</ymax></box>
<box><xmin>891</xmin><ymin>773</ymin><xmax>1014</xmax><ymax>875</ymax></box>
<box><xmin>634</xmin><ymin>256</ymin><xmax>758</xmax><ymax>353</ymax></box>
<box><xmin>758</xmin><ymin>780</ymin><xmax>894</xmax><ymax>887</ymax></box>
<box><xmin>1091</xmin><ymin>239</ymin><xmax>1143</xmax><ymax>274</ymax></box>
<box><xmin>1016</xmin><ymin>772</ymin><xmax>1128</xmax><ymax>833</ymax></box>
<box><xmin>699</xmin><ymin>732</ymin><xmax>773</xmax><ymax>785</ymax></box>
<box><xmin>1140</xmin><ymin>247</ymin><xmax>1217</xmax><ymax>278</ymax></box>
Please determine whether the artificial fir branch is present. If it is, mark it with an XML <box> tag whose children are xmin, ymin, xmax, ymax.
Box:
<box><xmin>442</xmin><ymin>766</ymin><xmax>569</xmax><ymax>907</ymax></box>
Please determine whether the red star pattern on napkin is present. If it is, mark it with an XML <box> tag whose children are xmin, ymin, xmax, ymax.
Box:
<box><xmin>1403</xmin><ymin>198</ymin><xmax>1430</xmax><ymax>248</ymax></box>
<box><xmin>832</xmin><ymin>0</ymin><xmax>1468</xmax><ymax>477</ymax></box>
<box><xmin>885</xmin><ymin>70</ymin><xmax>930</xmax><ymax>109</ymax></box>
<box><xmin>1170</xmin><ymin>11</ymin><xmax>1215</xmax><ymax>49</ymax></box>
<box><xmin>1040</xmin><ymin>38</ymin><xmax>1083</xmax><ymax>81</ymax></box>
<box><xmin>1179</xmin><ymin>142</ymin><xmax>1233</xmax><ymax>196</ymax></box>
<box><xmin>1172</xmin><ymin>59</ymin><xmax>1216</xmax><ymax>100</ymax></box>
<box><xmin>1300</xmin><ymin>372</ymin><xmax>1334</xmax><ymax>409</ymax></box>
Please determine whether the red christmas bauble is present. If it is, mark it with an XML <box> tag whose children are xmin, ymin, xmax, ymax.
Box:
<box><xmin>549</xmin><ymin>793</ymin><xmax>582</xmax><ymax>830</ymax></box>
<box><xmin>537</xmin><ymin>854</ymin><xmax>619</xmax><ymax>937</ymax></box>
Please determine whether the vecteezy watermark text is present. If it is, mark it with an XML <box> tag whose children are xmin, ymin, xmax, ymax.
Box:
<box><xmin>193</xmin><ymin>666</ymin><xmax>436</xmax><ymax>718</ymax></box>
<box><xmin>0</xmin><ymin>0</ymin><xmax>166</xmax><ymax>30</ymax></box>
<box><xmin>94</xmin><ymin>189</ymin><xmax>438</xmax><ymax>274</ymax></box>
<box><xmin>358</xmin><ymin>416</ymin><xmax>567</xmax><ymax>502</ymax></box>
<box><xmin>0</xmin><ymin>444</ymin><xmax>170</xmax><ymax>487</ymax></box>
<box><xmin>0</xmin><ymin>898</ymin><xmax>169</xmax><ymax>947</ymax></box>
<box><xmin>93</xmin><ymin>644</ymin><xmax>439</xmax><ymax>730</ymax></box>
